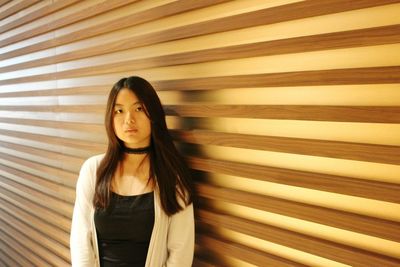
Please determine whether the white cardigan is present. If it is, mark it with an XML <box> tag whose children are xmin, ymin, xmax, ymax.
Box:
<box><xmin>70</xmin><ymin>154</ymin><xmax>194</xmax><ymax>267</ymax></box>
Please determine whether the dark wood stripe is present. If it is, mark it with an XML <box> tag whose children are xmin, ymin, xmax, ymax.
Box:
<box><xmin>0</xmin><ymin>105</ymin><xmax>104</xmax><ymax>112</ymax></box>
<box><xmin>196</xmin><ymin>183</ymin><xmax>400</xmax><ymax>242</ymax></box>
<box><xmin>172</xmin><ymin>130</ymin><xmax>400</xmax><ymax>165</ymax></box>
<box><xmin>164</xmin><ymin>105</ymin><xmax>400</xmax><ymax>123</ymax></box>
<box><xmin>0</xmin><ymin>250</ymin><xmax>24</xmax><ymax>267</ymax></box>
<box><xmin>197</xmin><ymin>210</ymin><xmax>400</xmax><ymax>267</ymax></box>
<box><xmin>0</xmin><ymin>0</ymin><xmax>12</xmax><ymax>8</ymax></box>
<box><xmin>0</xmin><ymin>86</ymin><xmax>109</xmax><ymax>97</ymax></box>
<box><xmin>0</xmin><ymin>128</ymin><xmax>105</xmax><ymax>156</ymax></box>
<box><xmin>153</xmin><ymin>66</ymin><xmax>400</xmax><ymax>90</ymax></box>
<box><xmin>0</xmin><ymin>0</ymin><xmax>80</xmax><ymax>34</ymax></box>
<box><xmin>0</xmin><ymin>163</ymin><xmax>75</xmax><ymax>203</ymax></box>
<box><xmin>0</xmin><ymin>152</ymin><xmax>77</xmax><ymax>188</ymax></box>
<box><xmin>188</xmin><ymin>156</ymin><xmax>400</xmax><ymax>203</ymax></box>
<box><xmin>2</xmin><ymin>0</ymin><xmax>398</xmax><ymax>61</ymax></box>
<box><xmin>0</xmin><ymin>0</ymin><xmax>229</xmax><ymax>60</ymax></box>
<box><xmin>0</xmin><ymin>0</ymin><xmax>40</xmax><ymax>21</ymax></box>
<box><xmin>3</xmin><ymin>65</ymin><xmax>398</xmax><ymax>89</ymax></box>
<box><xmin>0</xmin><ymin>197</ymin><xmax>69</xmax><ymax>246</ymax></box>
<box><xmin>2</xmin><ymin>104</ymin><xmax>399</xmax><ymax>123</ymax></box>
<box><xmin>0</xmin><ymin>0</ymin><xmax>140</xmax><ymax>47</ymax></box>
<box><xmin>195</xmin><ymin>233</ymin><xmax>307</xmax><ymax>267</ymax></box>
<box><xmin>0</xmin><ymin>141</ymin><xmax>84</xmax><ymax>173</ymax></box>
<box><xmin>0</xmin><ymin>209</ymin><xmax>69</xmax><ymax>262</ymax></box>
<box><xmin>0</xmin><ymin>228</ymin><xmax>47</xmax><ymax>266</ymax></box>
<box><xmin>0</xmin><ymin>177</ymin><xmax>72</xmax><ymax>218</ymax></box>
<box><xmin>0</xmin><ymin>186</ymin><xmax>71</xmax><ymax>230</ymax></box>
<box><xmin>2</xmin><ymin>23</ymin><xmax>400</xmax><ymax>74</ymax></box>
<box><xmin>0</xmin><ymin>117</ymin><xmax>104</xmax><ymax>134</ymax></box>
<box><xmin>0</xmin><ymin>219</ymin><xmax>69</xmax><ymax>266</ymax></box>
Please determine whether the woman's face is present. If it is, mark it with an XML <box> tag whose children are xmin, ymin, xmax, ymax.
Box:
<box><xmin>113</xmin><ymin>88</ymin><xmax>151</xmax><ymax>148</ymax></box>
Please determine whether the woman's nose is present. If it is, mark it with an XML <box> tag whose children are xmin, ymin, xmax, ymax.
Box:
<box><xmin>124</xmin><ymin>112</ymin><xmax>135</xmax><ymax>123</ymax></box>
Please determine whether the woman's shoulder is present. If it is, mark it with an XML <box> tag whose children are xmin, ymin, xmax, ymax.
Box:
<box><xmin>76</xmin><ymin>153</ymin><xmax>105</xmax><ymax>189</ymax></box>
<box><xmin>85</xmin><ymin>153</ymin><xmax>105</xmax><ymax>164</ymax></box>
<box><xmin>78</xmin><ymin>153</ymin><xmax>105</xmax><ymax>176</ymax></box>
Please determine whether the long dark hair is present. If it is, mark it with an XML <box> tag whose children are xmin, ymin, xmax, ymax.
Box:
<box><xmin>93</xmin><ymin>76</ymin><xmax>193</xmax><ymax>216</ymax></box>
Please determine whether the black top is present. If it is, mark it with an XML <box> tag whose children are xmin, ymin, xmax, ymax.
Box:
<box><xmin>94</xmin><ymin>191</ymin><xmax>155</xmax><ymax>267</ymax></box>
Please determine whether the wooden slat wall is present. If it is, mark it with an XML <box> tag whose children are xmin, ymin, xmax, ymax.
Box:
<box><xmin>0</xmin><ymin>0</ymin><xmax>399</xmax><ymax>266</ymax></box>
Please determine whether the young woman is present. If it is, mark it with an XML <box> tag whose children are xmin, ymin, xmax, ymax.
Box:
<box><xmin>70</xmin><ymin>76</ymin><xmax>194</xmax><ymax>267</ymax></box>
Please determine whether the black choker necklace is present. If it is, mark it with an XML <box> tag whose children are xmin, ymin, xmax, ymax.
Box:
<box><xmin>122</xmin><ymin>145</ymin><xmax>151</xmax><ymax>154</ymax></box>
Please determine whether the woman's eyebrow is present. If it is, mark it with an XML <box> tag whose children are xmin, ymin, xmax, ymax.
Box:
<box><xmin>114</xmin><ymin>101</ymin><xmax>141</xmax><ymax>107</ymax></box>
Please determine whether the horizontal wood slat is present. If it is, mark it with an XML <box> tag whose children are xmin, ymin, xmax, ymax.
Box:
<box><xmin>0</xmin><ymin>85</ymin><xmax>109</xmax><ymax>97</ymax></box>
<box><xmin>0</xmin><ymin>186</ymin><xmax>71</xmax><ymax>231</ymax></box>
<box><xmin>0</xmin><ymin>0</ymin><xmax>81</xmax><ymax>34</ymax></box>
<box><xmin>0</xmin><ymin>209</ymin><xmax>69</xmax><ymax>262</ymax></box>
<box><xmin>197</xmin><ymin>210</ymin><xmax>400</xmax><ymax>267</ymax></box>
<box><xmin>2</xmin><ymin>104</ymin><xmax>399</xmax><ymax>123</ymax></box>
<box><xmin>2</xmin><ymin>23</ymin><xmax>400</xmax><ymax>74</ymax></box>
<box><xmin>2</xmin><ymin>0</ymin><xmax>397</xmax><ymax>61</ymax></box>
<box><xmin>172</xmin><ymin>130</ymin><xmax>400</xmax><ymax>164</ymax></box>
<box><xmin>196</xmin><ymin>183</ymin><xmax>400</xmax><ymax>242</ymax></box>
<box><xmin>0</xmin><ymin>177</ymin><xmax>72</xmax><ymax>218</ymax></box>
<box><xmin>195</xmin><ymin>233</ymin><xmax>307</xmax><ymax>267</ymax></box>
<box><xmin>0</xmin><ymin>0</ymin><xmax>140</xmax><ymax>47</ymax></box>
<box><xmin>188</xmin><ymin>156</ymin><xmax>400</xmax><ymax>203</ymax></box>
<box><xmin>0</xmin><ymin>229</ymin><xmax>49</xmax><ymax>266</ymax></box>
<box><xmin>0</xmin><ymin>153</ymin><xmax>77</xmax><ymax>188</ymax></box>
<box><xmin>0</xmin><ymin>117</ymin><xmax>103</xmax><ymax>133</ymax></box>
<box><xmin>0</xmin><ymin>0</ymin><xmax>228</xmax><ymax>60</ymax></box>
<box><xmin>0</xmin><ymin>197</ymin><xmax>69</xmax><ymax>246</ymax></box>
<box><xmin>0</xmin><ymin>163</ymin><xmax>75</xmax><ymax>203</ymax></box>
<box><xmin>165</xmin><ymin>105</ymin><xmax>400</xmax><ymax>123</ymax></box>
<box><xmin>0</xmin><ymin>219</ymin><xmax>69</xmax><ymax>266</ymax></box>
<box><xmin>0</xmin><ymin>0</ymin><xmax>12</xmax><ymax>8</ymax></box>
<box><xmin>0</xmin><ymin>128</ymin><xmax>105</xmax><ymax>156</ymax></box>
<box><xmin>0</xmin><ymin>140</ymin><xmax>84</xmax><ymax>171</ymax></box>
<box><xmin>0</xmin><ymin>0</ymin><xmax>40</xmax><ymax>21</ymax></box>
<box><xmin>0</xmin><ymin>249</ymin><xmax>24</xmax><ymax>267</ymax></box>
<box><xmin>153</xmin><ymin>66</ymin><xmax>400</xmax><ymax>90</ymax></box>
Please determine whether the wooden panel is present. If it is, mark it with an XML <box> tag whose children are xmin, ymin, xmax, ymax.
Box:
<box><xmin>196</xmin><ymin>183</ymin><xmax>400</xmax><ymax>242</ymax></box>
<box><xmin>0</xmin><ymin>230</ymin><xmax>50</xmax><ymax>266</ymax></box>
<box><xmin>152</xmin><ymin>66</ymin><xmax>400</xmax><ymax>90</ymax></box>
<box><xmin>0</xmin><ymin>186</ymin><xmax>71</xmax><ymax>231</ymax></box>
<box><xmin>0</xmin><ymin>209</ymin><xmax>69</xmax><ymax>261</ymax></box>
<box><xmin>165</xmin><ymin>105</ymin><xmax>400</xmax><ymax>122</ymax></box>
<box><xmin>171</xmin><ymin>130</ymin><xmax>400</xmax><ymax>164</ymax></box>
<box><xmin>0</xmin><ymin>0</ymin><xmax>228</xmax><ymax>60</ymax></box>
<box><xmin>0</xmin><ymin>0</ymin><xmax>80</xmax><ymax>34</ymax></box>
<box><xmin>0</xmin><ymin>219</ymin><xmax>69</xmax><ymax>266</ymax></box>
<box><xmin>0</xmin><ymin>0</ymin><xmax>399</xmax><ymax>266</ymax></box>
<box><xmin>188</xmin><ymin>156</ymin><xmax>400</xmax><ymax>203</ymax></box>
<box><xmin>0</xmin><ymin>0</ymin><xmax>40</xmax><ymax>21</ymax></box>
<box><xmin>2</xmin><ymin>19</ymin><xmax>400</xmax><ymax>73</ymax></box>
<box><xmin>1</xmin><ymin>197</ymin><xmax>69</xmax><ymax>246</ymax></box>
<box><xmin>196</xmin><ymin>233</ymin><xmax>307</xmax><ymax>267</ymax></box>
<box><xmin>197</xmin><ymin>211</ymin><xmax>400</xmax><ymax>267</ymax></box>
<box><xmin>0</xmin><ymin>0</ymin><xmax>139</xmax><ymax>47</ymax></box>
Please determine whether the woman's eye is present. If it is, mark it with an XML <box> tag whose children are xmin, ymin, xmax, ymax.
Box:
<box><xmin>135</xmin><ymin>106</ymin><xmax>143</xmax><ymax>112</ymax></box>
<box><xmin>114</xmin><ymin>109</ymin><xmax>123</xmax><ymax>114</ymax></box>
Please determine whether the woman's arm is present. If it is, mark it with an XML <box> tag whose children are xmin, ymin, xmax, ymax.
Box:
<box><xmin>165</xmin><ymin>203</ymin><xmax>195</xmax><ymax>267</ymax></box>
<box><xmin>70</xmin><ymin>158</ymin><xmax>97</xmax><ymax>267</ymax></box>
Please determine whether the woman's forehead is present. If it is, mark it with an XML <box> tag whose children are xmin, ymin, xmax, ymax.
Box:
<box><xmin>115</xmin><ymin>88</ymin><xmax>140</xmax><ymax>105</ymax></box>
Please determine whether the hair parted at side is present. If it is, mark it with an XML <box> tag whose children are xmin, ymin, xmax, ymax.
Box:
<box><xmin>93</xmin><ymin>76</ymin><xmax>193</xmax><ymax>216</ymax></box>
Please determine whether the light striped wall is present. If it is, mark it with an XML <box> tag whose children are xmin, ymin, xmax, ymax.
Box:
<box><xmin>0</xmin><ymin>0</ymin><xmax>400</xmax><ymax>266</ymax></box>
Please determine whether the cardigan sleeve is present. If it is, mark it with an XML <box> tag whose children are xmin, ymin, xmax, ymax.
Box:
<box><xmin>165</xmin><ymin>203</ymin><xmax>195</xmax><ymax>267</ymax></box>
<box><xmin>70</xmin><ymin>158</ymin><xmax>97</xmax><ymax>267</ymax></box>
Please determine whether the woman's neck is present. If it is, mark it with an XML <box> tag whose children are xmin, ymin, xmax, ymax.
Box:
<box><xmin>111</xmin><ymin>154</ymin><xmax>152</xmax><ymax>195</ymax></box>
